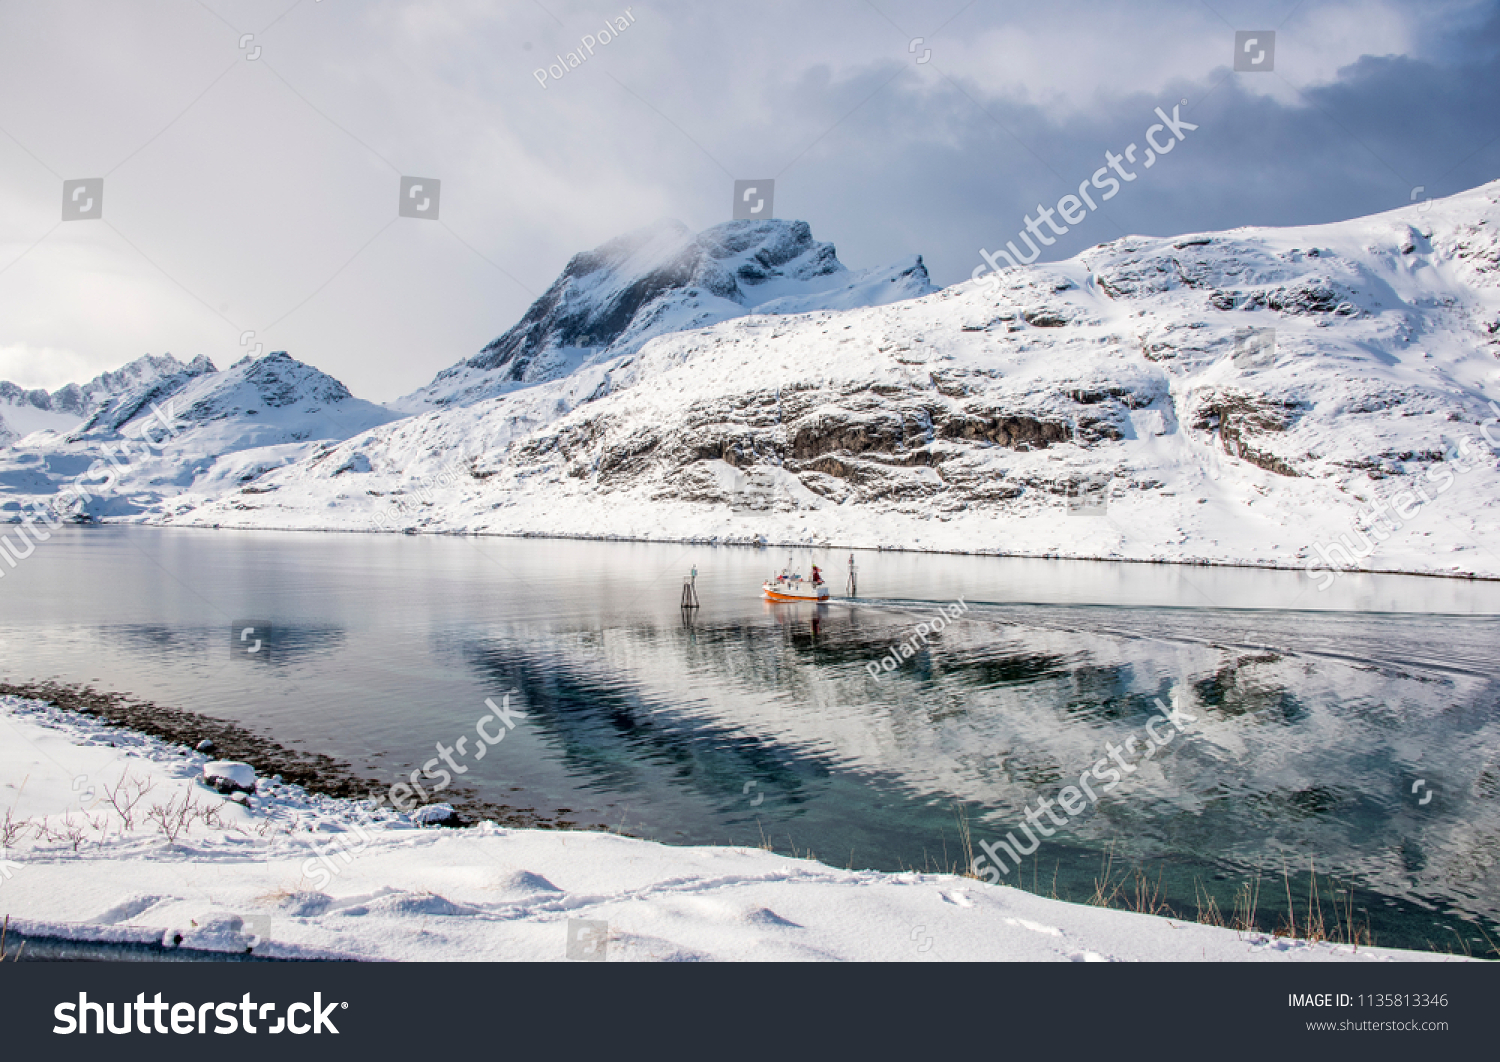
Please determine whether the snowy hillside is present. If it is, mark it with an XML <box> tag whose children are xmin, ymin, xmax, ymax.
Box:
<box><xmin>396</xmin><ymin>217</ymin><xmax>934</xmax><ymax>411</ymax></box>
<box><xmin>157</xmin><ymin>181</ymin><xmax>1500</xmax><ymax>581</ymax></box>
<box><xmin>0</xmin><ymin>353</ymin><xmax>203</xmax><ymax>447</ymax></box>
<box><xmin>0</xmin><ymin>351</ymin><xmax>397</xmax><ymax>522</ymax></box>
<box><xmin>0</xmin><ymin>391</ymin><xmax>80</xmax><ymax>447</ymax></box>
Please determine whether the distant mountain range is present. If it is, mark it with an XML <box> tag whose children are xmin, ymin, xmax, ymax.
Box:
<box><xmin>0</xmin><ymin>353</ymin><xmax>212</xmax><ymax>446</ymax></box>
<box><xmin>0</xmin><ymin>350</ymin><xmax>395</xmax><ymax>521</ymax></box>
<box><xmin>0</xmin><ymin>217</ymin><xmax>933</xmax><ymax>526</ymax></box>
<box><xmin>6</xmin><ymin>196</ymin><xmax>1500</xmax><ymax>581</ymax></box>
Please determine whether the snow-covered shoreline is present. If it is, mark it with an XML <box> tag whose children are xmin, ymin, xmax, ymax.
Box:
<box><xmin>0</xmin><ymin>694</ymin><xmax>1470</xmax><ymax>962</ymax></box>
<box><xmin>108</xmin><ymin>517</ymin><xmax>1500</xmax><ymax>585</ymax></box>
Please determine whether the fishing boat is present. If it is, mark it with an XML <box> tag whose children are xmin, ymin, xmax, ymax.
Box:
<box><xmin>762</xmin><ymin>557</ymin><xmax>830</xmax><ymax>602</ymax></box>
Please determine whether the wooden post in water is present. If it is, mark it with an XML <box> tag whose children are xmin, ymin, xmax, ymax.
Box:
<box><xmin>846</xmin><ymin>553</ymin><xmax>857</xmax><ymax>598</ymax></box>
<box><xmin>681</xmin><ymin>566</ymin><xmax>700</xmax><ymax>609</ymax></box>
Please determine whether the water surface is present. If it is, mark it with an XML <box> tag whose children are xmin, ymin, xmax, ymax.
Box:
<box><xmin>2</xmin><ymin>526</ymin><xmax>1498</xmax><ymax>954</ymax></box>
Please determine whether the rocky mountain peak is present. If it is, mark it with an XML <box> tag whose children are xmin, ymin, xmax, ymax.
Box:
<box><xmin>397</xmin><ymin>218</ymin><xmax>932</xmax><ymax>410</ymax></box>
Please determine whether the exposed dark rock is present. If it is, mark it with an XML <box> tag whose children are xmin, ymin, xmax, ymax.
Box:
<box><xmin>0</xmin><ymin>681</ymin><xmax>556</xmax><ymax>830</ymax></box>
<box><xmin>1022</xmin><ymin>307</ymin><xmax>1070</xmax><ymax>327</ymax></box>
<box><xmin>1189</xmin><ymin>389</ymin><xmax>1306</xmax><ymax>477</ymax></box>
<box><xmin>1209</xmin><ymin>282</ymin><xmax>1358</xmax><ymax>316</ymax></box>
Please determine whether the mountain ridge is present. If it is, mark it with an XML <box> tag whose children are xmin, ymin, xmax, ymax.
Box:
<box><xmin>0</xmin><ymin>353</ymin><xmax>212</xmax><ymax>447</ymax></box>
<box><xmin>0</xmin><ymin>350</ymin><xmax>396</xmax><ymax>522</ymax></box>
<box><xmin>396</xmin><ymin>217</ymin><xmax>934</xmax><ymax>411</ymax></box>
<box><xmin>151</xmin><ymin>181</ymin><xmax>1500</xmax><ymax>581</ymax></box>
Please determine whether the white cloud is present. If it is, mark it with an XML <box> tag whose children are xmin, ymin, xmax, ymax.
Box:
<box><xmin>0</xmin><ymin>344</ymin><xmax>97</xmax><ymax>391</ymax></box>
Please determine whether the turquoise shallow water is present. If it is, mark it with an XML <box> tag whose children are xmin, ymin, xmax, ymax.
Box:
<box><xmin>2</xmin><ymin>525</ymin><xmax>1499</xmax><ymax>953</ymax></box>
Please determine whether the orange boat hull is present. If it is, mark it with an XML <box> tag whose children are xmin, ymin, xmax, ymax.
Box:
<box><xmin>762</xmin><ymin>586</ymin><xmax>829</xmax><ymax>602</ymax></box>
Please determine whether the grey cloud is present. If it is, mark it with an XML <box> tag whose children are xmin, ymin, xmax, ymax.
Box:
<box><xmin>0</xmin><ymin>0</ymin><xmax>1494</xmax><ymax>401</ymax></box>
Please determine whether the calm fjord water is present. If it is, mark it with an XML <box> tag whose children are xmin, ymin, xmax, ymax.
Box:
<box><xmin>3</xmin><ymin>526</ymin><xmax>1499</xmax><ymax>953</ymax></box>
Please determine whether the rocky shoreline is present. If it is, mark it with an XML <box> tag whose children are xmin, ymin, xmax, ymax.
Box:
<box><xmin>0</xmin><ymin>679</ymin><xmax>566</xmax><ymax>830</ymax></box>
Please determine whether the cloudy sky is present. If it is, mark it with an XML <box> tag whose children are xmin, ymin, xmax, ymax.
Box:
<box><xmin>1</xmin><ymin>0</ymin><xmax>1497</xmax><ymax>402</ymax></box>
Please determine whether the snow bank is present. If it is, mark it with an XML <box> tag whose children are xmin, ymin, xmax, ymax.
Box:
<box><xmin>410</xmin><ymin>802</ymin><xmax>458</xmax><ymax>826</ymax></box>
<box><xmin>202</xmin><ymin>761</ymin><xmax>256</xmax><ymax>795</ymax></box>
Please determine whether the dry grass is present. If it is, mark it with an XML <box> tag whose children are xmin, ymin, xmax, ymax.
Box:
<box><xmin>30</xmin><ymin>810</ymin><xmax>107</xmax><ymax>852</ymax></box>
<box><xmin>144</xmin><ymin>791</ymin><xmax>227</xmax><ymax>843</ymax></box>
<box><xmin>609</xmin><ymin>805</ymin><xmax>632</xmax><ymax>836</ymax></box>
<box><xmin>1</xmin><ymin>776</ymin><xmax>30</xmax><ymax>848</ymax></box>
<box><xmin>1083</xmin><ymin>849</ymin><xmax>1385</xmax><ymax>950</ymax></box>
<box><xmin>1087</xmin><ymin>845</ymin><xmax>1173</xmax><ymax>916</ymax></box>
<box><xmin>897</xmin><ymin>804</ymin><xmax>987</xmax><ymax>880</ymax></box>
<box><xmin>1194</xmin><ymin>875</ymin><xmax>1262</xmax><ymax>932</ymax></box>
<box><xmin>1426</xmin><ymin>922</ymin><xmax>1500</xmax><ymax>959</ymax></box>
<box><xmin>254</xmin><ymin>884</ymin><xmax>303</xmax><ymax>906</ymax></box>
<box><xmin>1268</xmin><ymin>858</ymin><xmax>1373</xmax><ymax>949</ymax></box>
<box><xmin>0</xmin><ymin>806</ymin><xmax>27</xmax><ymax>849</ymax></box>
<box><xmin>3</xmin><ymin>763</ymin><xmax>241</xmax><ymax>853</ymax></box>
<box><xmin>0</xmin><ymin>915</ymin><xmax>22</xmax><ymax>962</ymax></box>
<box><xmin>953</xmin><ymin>803</ymin><xmax>978</xmax><ymax>880</ymax></box>
<box><xmin>101</xmin><ymin>767</ymin><xmax>156</xmax><ymax>831</ymax></box>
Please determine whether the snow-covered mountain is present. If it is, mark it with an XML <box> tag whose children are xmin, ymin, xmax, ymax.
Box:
<box><xmin>0</xmin><ymin>353</ymin><xmax>206</xmax><ymax>447</ymax></box>
<box><xmin>0</xmin><ymin>386</ymin><xmax>79</xmax><ymax>447</ymax></box>
<box><xmin>155</xmin><ymin>183</ymin><xmax>1500</xmax><ymax>581</ymax></box>
<box><xmin>0</xmin><ymin>351</ymin><xmax>397</xmax><ymax>521</ymax></box>
<box><xmin>396</xmin><ymin>217</ymin><xmax>934</xmax><ymax>411</ymax></box>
